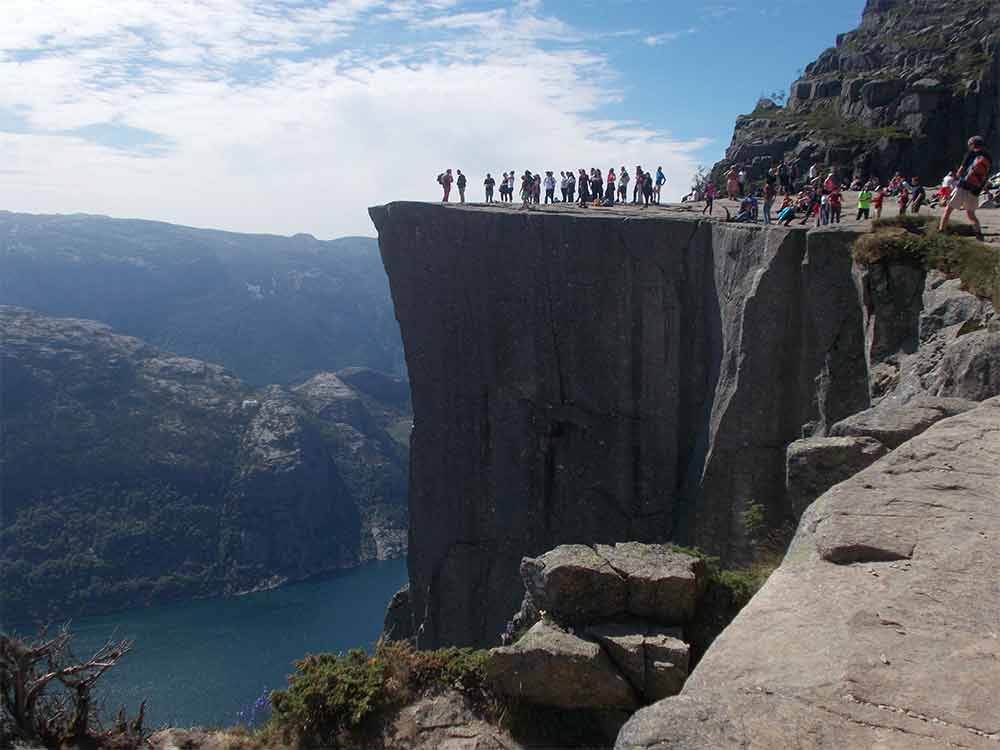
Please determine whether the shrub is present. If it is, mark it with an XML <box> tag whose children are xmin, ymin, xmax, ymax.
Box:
<box><xmin>854</xmin><ymin>219</ymin><xmax>1000</xmax><ymax>305</ymax></box>
<box><xmin>268</xmin><ymin>641</ymin><xmax>492</xmax><ymax>748</ymax></box>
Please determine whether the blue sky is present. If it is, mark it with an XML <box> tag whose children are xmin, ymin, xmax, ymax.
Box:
<box><xmin>0</xmin><ymin>0</ymin><xmax>866</xmax><ymax>237</ymax></box>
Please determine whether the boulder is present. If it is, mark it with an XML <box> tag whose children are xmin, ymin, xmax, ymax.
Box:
<box><xmin>616</xmin><ymin>397</ymin><xmax>1000</xmax><ymax>749</ymax></box>
<box><xmin>785</xmin><ymin>436</ymin><xmax>889</xmax><ymax>518</ymax></box>
<box><xmin>582</xmin><ymin>621</ymin><xmax>690</xmax><ymax>703</ymax></box>
<box><xmin>928</xmin><ymin>329</ymin><xmax>1000</xmax><ymax>402</ymax></box>
<box><xmin>520</xmin><ymin>545</ymin><xmax>627</xmax><ymax>624</ymax></box>
<box><xmin>829</xmin><ymin>395</ymin><xmax>977</xmax><ymax>448</ymax></box>
<box><xmin>594</xmin><ymin>543</ymin><xmax>707</xmax><ymax>623</ymax></box>
<box><xmin>486</xmin><ymin>620</ymin><xmax>638</xmax><ymax>710</ymax></box>
<box><xmin>861</xmin><ymin>78</ymin><xmax>905</xmax><ymax>108</ymax></box>
<box><xmin>920</xmin><ymin>274</ymin><xmax>997</xmax><ymax>342</ymax></box>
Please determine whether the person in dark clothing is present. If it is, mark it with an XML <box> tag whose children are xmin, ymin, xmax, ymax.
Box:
<box><xmin>940</xmin><ymin>136</ymin><xmax>993</xmax><ymax>241</ymax></box>
<box><xmin>577</xmin><ymin>168</ymin><xmax>589</xmax><ymax>206</ymax></box>
<box><xmin>590</xmin><ymin>169</ymin><xmax>603</xmax><ymax>206</ymax></box>
<box><xmin>456</xmin><ymin>170</ymin><xmax>467</xmax><ymax>203</ymax></box>
<box><xmin>566</xmin><ymin>169</ymin><xmax>575</xmax><ymax>203</ymax></box>
<box><xmin>910</xmin><ymin>177</ymin><xmax>926</xmax><ymax>213</ymax></box>
<box><xmin>484</xmin><ymin>173</ymin><xmax>495</xmax><ymax>203</ymax></box>
<box><xmin>642</xmin><ymin>171</ymin><xmax>654</xmax><ymax>206</ymax></box>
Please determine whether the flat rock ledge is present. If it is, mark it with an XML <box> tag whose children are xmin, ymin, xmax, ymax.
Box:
<box><xmin>488</xmin><ymin>544</ymin><xmax>704</xmax><ymax>711</ymax></box>
<box><xmin>616</xmin><ymin>397</ymin><xmax>1000</xmax><ymax>749</ymax></box>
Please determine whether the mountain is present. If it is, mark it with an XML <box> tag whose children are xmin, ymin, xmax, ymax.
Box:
<box><xmin>0</xmin><ymin>211</ymin><xmax>404</xmax><ymax>387</ymax></box>
<box><xmin>712</xmin><ymin>0</ymin><xmax>999</xmax><ymax>186</ymax></box>
<box><xmin>0</xmin><ymin>306</ymin><xmax>409</xmax><ymax>625</ymax></box>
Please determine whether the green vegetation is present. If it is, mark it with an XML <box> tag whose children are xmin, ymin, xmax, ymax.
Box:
<box><xmin>854</xmin><ymin>216</ymin><xmax>1000</xmax><ymax>305</ymax></box>
<box><xmin>266</xmin><ymin>642</ymin><xmax>493</xmax><ymax>749</ymax></box>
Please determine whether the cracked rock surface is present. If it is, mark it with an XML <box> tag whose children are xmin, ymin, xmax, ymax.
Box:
<box><xmin>616</xmin><ymin>397</ymin><xmax>1000</xmax><ymax>749</ymax></box>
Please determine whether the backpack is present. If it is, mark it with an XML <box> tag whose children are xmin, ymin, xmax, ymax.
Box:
<box><xmin>437</xmin><ymin>173</ymin><xmax>444</xmax><ymax>185</ymax></box>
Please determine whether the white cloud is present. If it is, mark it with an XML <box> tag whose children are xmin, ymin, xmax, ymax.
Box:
<box><xmin>0</xmin><ymin>1</ymin><xmax>708</xmax><ymax>237</ymax></box>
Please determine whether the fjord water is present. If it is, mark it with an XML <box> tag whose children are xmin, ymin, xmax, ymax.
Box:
<box><xmin>68</xmin><ymin>558</ymin><xmax>407</xmax><ymax>729</ymax></box>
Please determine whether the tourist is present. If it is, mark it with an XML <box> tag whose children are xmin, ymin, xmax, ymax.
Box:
<box><xmin>655</xmin><ymin>167</ymin><xmax>665</xmax><ymax>204</ymax></box>
<box><xmin>520</xmin><ymin>170</ymin><xmax>533</xmax><ymax>209</ymax></box>
<box><xmin>726</xmin><ymin>168</ymin><xmax>739</xmax><ymax>200</ymax></box>
<box><xmin>910</xmin><ymin>178</ymin><xmax>926</xmax><ymax>213</ymax></box>
<box><xmin>777</xmin><ymin>195</ymin><xmax>796</xmax><ymax>226</ymax></box>
<box><xmin>897</xmin><ymin>185</ymin><xmax>909</xmax><ymax>215</ymax></box>
<box><xmin>619</xmin><ymin>167</ymin><xmax>630</xmax><ymax>203</ymax></box>
<box><xmin>829</xmin><ymin>189</ymin><xmax>842</xmax><ymax>224</ymax></box>
<box><xmin>543</xmin><ymin>171</ymin><xmax>556</xmax><ymax>204</ymax></box>
<box><xmin>578</xmin><ymin>169</ymin><xmax>590</xmax><ymax>206</ymax></box>
<box><xmin>633</xmin><ymin>165</ymin><xmax>643</xmax><ymax>204</ymax></box>
<box><xmin>857</xmin><ymin>185</ymin><xmax>873</xmax><ymax>220</ymax></box>
<box><xmin>500</xmin><ymin>172</ymin><xmax>509</xmax><ymax>202</ymax></box>
<box><xmin>940</xmin><ymin>135</ymin><xmax>993</xmax><ymax>241</ymax></box>
<box><xmin>605</xmin><ymin>167</ymin><xmax>616</xmax><ymax>205</ymax></box>
<box><xmin>762</xmin><ymin>177</ymin><xmax>775</xmax><ymax>224</ymax></box>
<box><xmin>565</xmin><ymin>170</ymin><xmax>576</xmax><ymax>203</ymax></box>
<box><xmin>703</xmin><ymin>181</ymin><xmax>716</xmax><ymax>215</ymax></box>
<box><xmin>590</xmin><ymin>169</ymin><xmax>603</xmax><ymax>206</ymax></box>
<box><xmin>800</xmin><ymin>189</ymin><xmax>820</xmax><ymax>226</ymax></box>
<box><xmin>642</xmin><ymin>170</ymin><xmax>654</xmax><ymax>207</ymax></box>
<box><xmin>737</xmin><ymin>166</ymin><xmax>748</xmax><ymax>197</ymax></box>
<box><xmin>873</xmin><ymin>186</ymin><xmax>885</xmax><ymax>220</ymax></box>
<box><xmin>532</xmin><ymin>173</ymin><xmax>541</xmax><ymax>204</ymax></box>
<box><xmin>438</xmin><ymin>169</ymin><xmax>454</xmax><ymax>202</ymax></box>
<box><xmin>455</xmin><ymin>170</ymin><xmax>467</xmax><ymax>203</ymax></box>
<box><xmin>484</xmin><ymin>173</ymin><xmax>495</xmax><ymax>203</ymax></box>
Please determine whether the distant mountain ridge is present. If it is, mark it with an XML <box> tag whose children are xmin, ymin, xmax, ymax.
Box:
<box><xmin>0</xmin><ymin>210</ymin><xmax>404</xmax><ymax>386</ymax></box>
<box><xmin>0</xmin><ymin>306</ymin><xmax>409</xmax><ymax>624</ymax></box>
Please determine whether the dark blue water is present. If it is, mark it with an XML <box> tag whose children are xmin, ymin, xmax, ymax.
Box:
<box><xmin>67</xmin><ymin>558</ymin><xmax>407</xmax><ymax>729</ymax></box>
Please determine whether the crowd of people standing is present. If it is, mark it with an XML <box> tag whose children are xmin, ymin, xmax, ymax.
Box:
<box><xmin>700</xmin><ymin>135</ymin><xmax>994</xmax><ymax>241</ymax></box>
<box><xmin>438</xmin><ymin>166</ymin><xmax>667</xmax><ymax>208</ymax></box>
<box><xmin>433</xmin><ymin>136</ymin><xmax>994</xmax><ymax>242</ymax></box>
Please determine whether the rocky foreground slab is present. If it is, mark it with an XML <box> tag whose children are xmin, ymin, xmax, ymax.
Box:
<box><xmin>616</xmin><ymin>397</ymin><xmax>1000</xmax><ymax>749</ymax></box>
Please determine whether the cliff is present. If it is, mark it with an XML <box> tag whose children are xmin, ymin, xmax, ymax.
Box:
<box><xmin>617</xmin><ymin>396</ymin><xmax>1000</xmax><ymax>749</ymax></box>
<box><xmin>0</xmin><ymin>307</ymin><xmax>409</xmax><ymax>623</ymax></box>
<box><xmin>371</xmin><ymin>202</ymin><xmax>872</xmax><ymax>648</ymax></box>
<box><xmin>714</xmin><ymin>0</ymin><xmax>1000</xmax><ymax>184</ymax></box>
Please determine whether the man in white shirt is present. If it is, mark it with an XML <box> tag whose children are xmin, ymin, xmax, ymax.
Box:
<box><xmin>543</xmin><ymin>171</ymin><xmax>557</xmax><ymax>204</ymax></box>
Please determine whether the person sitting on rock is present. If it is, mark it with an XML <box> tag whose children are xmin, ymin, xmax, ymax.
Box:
<box><xmin>777</xmin><ymin>195</ymin><xmax>796</xmax><ymax>226</ymax></box>
<box><xmin>940</xmin><ymin>135</ymin><xmax>992</xmax><ymax>242</ymax></box>
<box><xmin>897</xmin><ymin>185</ymin><xmax>910</xmax><ymax>215</ymax></box>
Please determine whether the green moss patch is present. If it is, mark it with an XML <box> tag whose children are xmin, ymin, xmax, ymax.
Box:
<box><xmin>854</xmin><ymin>218</ymin><xmax>1000</xmax><ymax>305</ymax></box>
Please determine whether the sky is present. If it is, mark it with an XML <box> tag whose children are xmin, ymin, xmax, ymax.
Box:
<box><xmin>1</xmin><ymin>0</ymin><xmax>867</xmax><ymax>238</ymax></box>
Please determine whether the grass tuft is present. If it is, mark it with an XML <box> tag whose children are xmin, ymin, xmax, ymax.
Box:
<box><xmin>853</xmin><ymin>218</ymin><xmax>999</xmax><ymax>305</ymax></box>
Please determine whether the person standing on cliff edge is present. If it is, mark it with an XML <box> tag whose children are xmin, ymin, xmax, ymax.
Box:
<box><xmin>438</xmin><ymin>169</ymin><xmax>453</xmax><ymax>201</ymax></box>
<box><xmin>940</xmin><ymin>135</ymin><xmax>992</xmax><ymax>242</ymax></box>
<box><xmin>456</xmin><ymin>170</ymin><xmax>467</xmax><ymax>203</ymax></box>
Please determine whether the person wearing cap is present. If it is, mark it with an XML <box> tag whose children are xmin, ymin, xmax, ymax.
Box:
<box><xmin>940</xmin><ymin>135</ymin><xmax>992</xmax><ymax>241</ymax></box>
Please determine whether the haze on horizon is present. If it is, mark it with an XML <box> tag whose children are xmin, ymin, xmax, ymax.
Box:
<box><xmin>2</xmin><ymin>0</ymin><xmax>865</xmax><ymax>239</ymax></box>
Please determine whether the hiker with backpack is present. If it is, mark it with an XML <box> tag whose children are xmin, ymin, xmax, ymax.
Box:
<box><xmin>438</xmin><ymin>169</ymin><xmax>453</xmax><ymax>201</ymax></box>
<box><xmin>940</xmin><ymin>136</ymin><xmax>992</xmax><ymax>241</ymax></box>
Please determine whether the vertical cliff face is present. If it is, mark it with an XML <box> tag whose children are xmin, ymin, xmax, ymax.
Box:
<box><xmin>370</xmin><ymin>203</ymin><xmax>869</xmax><ymax>648</ymax></box>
